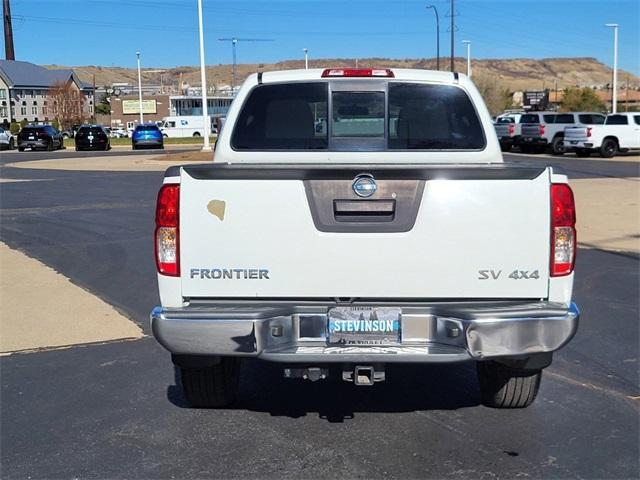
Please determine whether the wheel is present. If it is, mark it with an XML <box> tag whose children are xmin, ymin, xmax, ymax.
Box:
<box><xmin>178</xmin><ymin>357</ymin><xmax>241</xmax><ymax>408</ymax></box>
<box><xmin>18</xmin><ymin>146</ymin><xmax>25</xmax><ymax>152</ymax></box>
<box><xmin>46</xmin><ymin>140</ymin><xmax>54</xmax><ymax>151</ymax></box>
<box><xmin>9</xmin><ymin>138</ymin><xmax>15</xmax><ymax>150</ymax></box>
<box><xmin>599</xmin><ymin>138</ymin><xmax>618</xmax><ymax>158</ymax></box>
<box><xmin>477</xmin><ymin>361</ymin><xmax>542</xmax><ymax>408</ymax></box>
<box><xmin>499</xmin><ymin>142</ymin><xmax>511</xmax><ymax>152</ymax></box>
<box><xmin>575</xmin><ymin>148</ymin><xmax>591</xmax><ymax>158</ymax></box>
<box><xmin>163</xmin><ymin>134</ymin><xmax>168</xmax><ymax>138</ymax></box>
<box><xmin>75</xmin><ymin>147</ymin><xmax>81</xmax><ymax>151</ymax></box>
<box><xmin>193</xmin><ymin>132</ymin><xmax>201</xmax><ymax>137</ymax></box>
<box><xmin>551</xmin><ymin>136</ymin><xmax>565</xmax><ymax>156</ymax></box>
<box><xmin>132</xmin><ymin>144</ymin><xmax>137</xmax><ymax>150</ymax></box>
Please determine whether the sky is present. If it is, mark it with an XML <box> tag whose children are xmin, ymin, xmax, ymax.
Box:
<box><xmin>4</xmin><ymin>0</ymin><xmax>640</xmax><ymax>74</ymax></box>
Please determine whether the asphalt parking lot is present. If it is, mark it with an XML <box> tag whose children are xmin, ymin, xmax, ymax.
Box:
<box><xmin>0</xmin><ymin>148</ymin><xmax>638</xmax><ymax>479</ymax></box>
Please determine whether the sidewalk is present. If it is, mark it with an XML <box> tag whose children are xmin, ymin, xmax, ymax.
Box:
<box><xmin>0</xmin><ymin>243</ymin><xmax>143</xmax><ymax>354</ymax></box>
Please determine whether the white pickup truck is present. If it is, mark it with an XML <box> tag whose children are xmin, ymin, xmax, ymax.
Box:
<box><xmin>494</xmin><ymin>113</ymin><xmax>523</xmax><ymax>152</ymax></box>
<box><xmin>563</xmin><ymin>113</ymin><xmax>640</xmax><ymax>158</ymax></box>
<box><xmin>150</xmin><ymin>68</ymin><xmax>579</xmax><ymax>409</ymax></box>
<box><xmin>519</xmin><ymin>112</ymin><xmax>605</xmax><ymax>155</ymax></box>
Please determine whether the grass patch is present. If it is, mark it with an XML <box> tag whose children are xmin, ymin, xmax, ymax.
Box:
<box><xmin>63</xmin><ymin>136</ymin><xmax>217</xmax><ymax>147</ymax></box>
<box><xmin>150</xmin><ymin>150</ymin><xmax>215</xmax><ymax>163</ymax></box>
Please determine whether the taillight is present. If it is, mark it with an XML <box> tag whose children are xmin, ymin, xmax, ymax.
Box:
<box><xmin>508</xmin><ymin>124</ymin><xmax>515</xmax><ymax>135</ymax></box>
<box><xmin>539</xmin><ymin>124</ymin><xmax>546</xmax><ymax>136</ymax></box>
<box><xmin>550</xmin><ymin>184</ymin><xmax>576</xmax><ymax>277</ymax></box>
<box><xmin>321</xmin><ymin>68</ymin><xmax>394</xmax><ymax>78</ymax></box>
<box><xmin>155</xmin><ymin>184</ymin><xmax>180</xmax><ymax>276</ymax></box>
<box><xmin>587</xmin><ymin>127</ymin><xmax>592</xmax><ymax>138</ymax></box>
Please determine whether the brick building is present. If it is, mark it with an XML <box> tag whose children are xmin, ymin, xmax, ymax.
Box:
<box><xmin>108</xmin><ymin>94</ymin><xmax>170</xmax><ymax>129</ymax></box>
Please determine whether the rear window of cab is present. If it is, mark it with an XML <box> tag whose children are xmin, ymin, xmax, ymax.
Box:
<box><xmin>231</xmin><ymin>82</ymin><xmax>485</xmax><ymax>151</ymax></box>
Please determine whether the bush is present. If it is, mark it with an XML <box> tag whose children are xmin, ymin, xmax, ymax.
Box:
<box><xmin>9</xmin><ymin>121</ymin><xmax>20</xmax><ymax>135</ymax></box>
<box><xmin>560</xmin><ymin>87</ymin><xmax>606</xmax><ymax>112</ymax></box>
<box><xmin>19</xmin><ymin>118</ymin><xmax>28</xmax><ymax>129</ymax></box>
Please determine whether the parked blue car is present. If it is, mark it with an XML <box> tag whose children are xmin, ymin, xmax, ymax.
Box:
<box><xmin>132</xmin><ymin>124</ymin><xmax>164</xmax><ymax>150</ymax></box>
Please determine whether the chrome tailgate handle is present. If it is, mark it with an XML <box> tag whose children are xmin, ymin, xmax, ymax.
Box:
<box><xmin>333</xmin><ymin>199</ymin><xmax>396</xmax><ymax>222</ymax></box>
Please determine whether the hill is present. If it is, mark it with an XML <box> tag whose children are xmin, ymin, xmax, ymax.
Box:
<box><xmin>47</xmin><ymin>57</ymin><xmax>639</xmax><ymax>93</ymax></box>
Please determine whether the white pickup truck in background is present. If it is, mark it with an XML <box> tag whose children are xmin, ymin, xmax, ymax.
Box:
<box><xmin>563</xmin><ymin>112</ymin><xmax>640</xmax><ymax>158</ymax></box>
<box><xmin>519</xmin><ymin>111</ymin><xmax>605</xmax><ymax>155</ymax></box>
<box><xmin>494</xmin><ymin>113</ymin><xmax>523</xmax><ymax>152</ymax></box>
<box><xmin>150</xmin><ymin>68</ymin><xmax>579</xmax><ymax>409</ymax></box>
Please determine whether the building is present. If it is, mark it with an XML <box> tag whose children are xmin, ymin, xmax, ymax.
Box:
<box><xmin>106</xmin><ymin>94</ymin><xmax>233</xmax><ymax>129</ymax></box>
<box><xmin>0</xmin><ymin>60</ymin><xmax>95</xmax><ymax>126</ymax></box>
<box><xmin>109</xmin><ymin>95</ymin><xmax>171</xmax><ymax>129</ymax></box>
<box><xmin>169</xmin><ymin>95</ymin><xmax>233</xmax><ymax>117</ymax></box>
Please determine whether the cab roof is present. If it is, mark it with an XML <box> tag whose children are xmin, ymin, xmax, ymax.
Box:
<box><xmin>250</xmin><ymin>68</ymin><xmax>465</xmax><ymax>85</ymax></box>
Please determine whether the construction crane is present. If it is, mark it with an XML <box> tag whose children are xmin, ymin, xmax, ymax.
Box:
<box><xmin>218</xmin><ymin>37</ymin><xmax>274</xmax><ymax>91</ymax></box>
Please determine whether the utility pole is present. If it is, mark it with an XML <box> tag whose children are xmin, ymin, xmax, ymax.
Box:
<box><xmin>3</xmin><ymin>0</ymin><xmax>15</xmax><ymax>60</ymax></box>
<box><xmin>426</xmin><ymin>5</ymin><xmax>440</xmax><ymax>71</ymax></box>
<box><xmin>136</xmin><ymin>51</ymin><xmax>144</xmax><ymax>124</ymax></box>
<box><xmin>462</xmin><ymin>40</ymin><xmax>471</xmax><ymax>77</ymax></box>
<box><xmin>625</xmin><ymin>74</ymin><xmax>629</xmax><ymax>112</ymax></box>
<box><xmin>450</xmin><ymin>0</ymin><xmax>455</xmax><ymax>72</ymax></box>
<box><xmin>197</xmin><ymin>0</ymin><xmax>211</xmax><ymax>151</ymax></box>
<box><xmin>605</xmin><ymin>23</ymin><xmax>619</xmax><ymax>113</ymax></box>
<box><xmin>92</xmin><ymin>74</ymin><xmax>96</xmax><ymax>123</ymax></box>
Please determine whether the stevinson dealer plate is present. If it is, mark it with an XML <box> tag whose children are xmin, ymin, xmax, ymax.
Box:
<box><xmin>328</xmin><ymin>307</ymin><xmax>401</xmax><ymax>345</ymax></box>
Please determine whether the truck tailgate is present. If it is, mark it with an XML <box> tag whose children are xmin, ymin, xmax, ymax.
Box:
<box><xmin>179</xmin><ymin>166</ymin><xmax>551</xmax><ymax>299</ymax></box>
<box><xmin>564</xmin><ymin>126</ymin><xmax>589</xmax><ymax>142</ymax></box>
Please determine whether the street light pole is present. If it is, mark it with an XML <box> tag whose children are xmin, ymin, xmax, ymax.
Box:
<box><xmin>426</xmin><ymin>5</ymin><xmax>440</xmax><ymax>71</ymax></box>
<box><xmin>462</xmin><ymin>40</ymin><xmax>471</xmax><ymax>77</ymax></box>
<box><xmin>136</xmin><ymin>51</ymin><xmax>144</xmax><ymax>124</ymax></box>
<box><xmin>450</xmin><ymin>0</ymin><xmax>455</xmax><ymax>72</ymax></box>
<box><xmin>197</xmin><ymin>0</ymin><xmax>211</xmax><ymax>151</ymax></box>
<box><xmin>605</xmin><ymin>23</ymin><xmax>619</xmax><ymax>113</ymax></box>
<box><xmin>303</xmin><ymin>48</ymin><xmax>308</xmax><ymax>69</ymax></box>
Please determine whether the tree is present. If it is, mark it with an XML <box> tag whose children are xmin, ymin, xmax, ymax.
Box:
<box><xmin>9</xmin><ymin>121</ymin><xmax>20</xmax><ymax>135</ymax></box>
<box><xmin>560</xmin><ymin>87</ymin><xmax>606</xmax><ymax>112</ymax></box>
<box><xmin>95</xmin><ymin>92</ymin><xmax>111</xmax><ymax>115</ymax></box>
<box><xmin>473</xmin><ymin>74</ymin><xmax>514</xmax><ymax>116</ymax></box>
<box><xmin>49</xmin><ymin>80</ymin><xmax>85</xmax><ymax>129</ymax></box>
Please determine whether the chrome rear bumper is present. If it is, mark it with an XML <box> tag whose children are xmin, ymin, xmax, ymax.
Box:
<box><xmin>150</xmin><ymin>301</ymin><xmax>579</xmax><ymax>363</ymax></box>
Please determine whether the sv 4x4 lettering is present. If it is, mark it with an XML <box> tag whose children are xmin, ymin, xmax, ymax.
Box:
<box><xmin>478</xmin><ymin>269</ymin><xmax>541</xmax><ymax>280</ymax></box>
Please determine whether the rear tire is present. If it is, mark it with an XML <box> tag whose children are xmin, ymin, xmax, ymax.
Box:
<box><xmin>47</xmin><ymin>140</ymin><xmax>54</xmax><ymax>152</ymax></box>
<box><xmin>18</xmin><ymin>146</ymin><xmax>25</xmax><ymax>152</ymax></box>
<box><xmin>599</xmin><ymin>138</ymin><xmax>618</xmax><ymax>158</ymax></box>
<box><xmin>499</xmin><ymin>142</ymin><xmax>511</xmax><ymax>152</ymax></box>
<box><xmin>178</xmin><ymin>357</ymin><xmax>241</xmax><ymax>408</ymax></box>
<box><xmin>551</xmin><ymin>136</ymin><xmax>565</xmax><ymax>156</ymax></box>
<box><xmin>9</xmin><ymin>138</ymin><xmax>15</xmax><ymax>150</ymax></box>
<box><xmin>477</xmin><ymin>361</ymin><xmax>542</xmax><ymax>408</ymax></box>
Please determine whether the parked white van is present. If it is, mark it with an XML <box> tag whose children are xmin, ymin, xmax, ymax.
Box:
<box><xmin>160</xmin><ymin>116</ymin><xmax>212</xmax><ymax>138</ymax></box>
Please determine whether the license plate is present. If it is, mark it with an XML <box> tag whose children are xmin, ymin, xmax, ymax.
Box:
<box><xmin>28</xmin><ymin>136</ymin><xmax>34</xmax><ymax>139</ymax></box>
<box><xmin>88</xmin><ymin>135</ymin><xmax>94</xmax><ymax>141</ymax></box>
<box><xmin>328</xmin><ymin>307</ymin><xmax>401</xmax><ymax>345</ymax></box>
<box><xmin>526</xmin><ymin>137</ymin><xmax>533</xmax><ymax>141</ymax></box>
